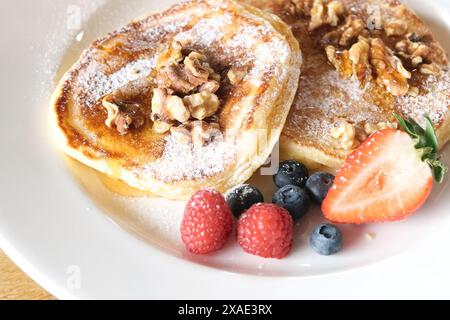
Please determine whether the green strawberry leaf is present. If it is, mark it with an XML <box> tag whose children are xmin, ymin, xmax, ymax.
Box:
<box><xmin>396</xmin><ymin>114</ymin><xmax>448</xmax><ymax>183</ymax></box>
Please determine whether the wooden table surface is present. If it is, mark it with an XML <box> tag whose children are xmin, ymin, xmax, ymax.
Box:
<box><xmin>0</xmin><ymin>250</ymin><xmax>54</xmax><ymax>300</ymax></box>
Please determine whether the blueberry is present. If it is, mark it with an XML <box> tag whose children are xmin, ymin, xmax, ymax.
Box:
<box><xmin>272</xmin><ymin>185</ymin><xmax>311</xmax><ymax>221</ymax></box>
<box><xmin>306</xmin><ymin>172</ymin><xmax>335</xmax><ymax>204</ymax></box>
<box><xmin>273</xmin><ymin>160</ymin><xmax>309</xmax><ymax>188</ymax></box>
<box><xmin>309</xmin><ymin>224</ymin><xmax>343</xmax><ymax>255</ymax></box>
<box><xmin>225</xmin><ymin>184</ymin><xmax>264</xmax><ymax>218</ymax></box>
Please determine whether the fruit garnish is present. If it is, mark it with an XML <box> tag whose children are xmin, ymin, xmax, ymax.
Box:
<box><xmin>237</xmin><ymin>203</ymin><xmax>293</xmax><ymax>259</ymax></box>
<box><xmin>272</xmin><ymin>185</ymin><xmax>311</xmax><ymax>221</ymax></box>
<box><xmin>181</xmin><ymin>189</ymin><xmax>233</xmax><ymax>254</ymax></box>
<box><xmin>394</xmin><ymin>114</ymin><xmax>447</xmax><ymax>183</ymax></box>
<box><xmin>225</xmin><ymin>184</ymin><xmax>264</xmax><ymax>218</ymax></box>
<box><xmin>273</xmin><ymin>160</ymin><xmax>309</xmax><ymax>188</ymax></box>
<box><xmin>309</xmin><ymin>224</ymin><xmax>343</xmax><ymax>256</ymax></box>
<box><xmin>305</xmin><ymin>172</ymin><xmax>335</xmax><ymax>205</ymax></box>
<box><xmin>322</xmin><ymin>115</ymin><xmax>447</xmax><ymax>224</ymax></box>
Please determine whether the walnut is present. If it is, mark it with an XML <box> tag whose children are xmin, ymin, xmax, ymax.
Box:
<box><xmin>156</xmin><ymin>46</ymin><xmax>220</xmax><ymax>95</ymax></box>
<box><xmin>151</xmin><ymin>42</ymin><xmax>223</xmax><ymax>139</ymax></box>
<box><xmin>199</xmin><ymin>80</ymin><xmax>220</xmax><ymax>93</ymax></box>
<box><xmin>395</xmin><ymin>38</ymin><xmax>432</xmax><ymax>67</ymax></box>
<box><xmin>364</xmin><ymin>122</ymin><xmax>398</xmax><ymax>135</ymax></box>
<box><xmin>156</xmin><ymin>41</ymin><xmax>183</xmax><ymax>68</ymax></box>
<box><xmin>322</xmin><ymin>15</ymin><xmax>367</xmax><ymax>47</ymax></box>
<box><xmin>151</xmin><ymin>88</ymin><xmax>190</xmax><ymax>123</ymax></box>
<box><xmin>183</xmin><ymin>91</ymin><xmax>220</xmax><ymax>120</ymax></box>
<box><xmin>157</xmin><ymin>64</ymin><xmax>197</xmax><ymax>94</ymax></box>
<box><xmin>384</xmin><ymin>19</ymin><xmax>408</xmax><ymax>37</ymax></box>
<box><xmin>309</xmin><ymin>0</ymin><xmax>345</xmax><ymax>31</ymax></box>
<box><xmin>153</xmin><ymin>120</ymin><xmax>173</xmax><ymax>134</ymax></box>
<box><xmin>191</xmin><ymin>121</ymin><xmax>222</xmax><ymax>147</ymax></box>
<box><xmin>171</xmin><ymin>121</ymin><xmax>222</xmax><ymax>146</ymax></box>
<box><xmin>348</xmin><ymin>36</ymin><xmax>372</xmax><ymax>85</ymax></box>
<box><xmin>287</xmin><ymin>0</ymin><xmax>315</xmax><ymax>16</ymax></box>
<box><xmin>101</xmin><ymin>96</ymin><xmax>145</xmax><ymax>135</ymax></box>
<box><xmin>407</xmin><ymin>86</ymin><xmax>420</xmax><ymax>96</ymax></box>
<box><xmin>370</xmin><ymin>38</ymin><xmax>411</xmax><ymax>96</ymax></box>
<box><xmin>165</xmin><ymin>95</ymin><xmax>190</xmax><ymax>123</ymax></box>
<box><xmin>227</xmin><ymin>67</ymin><xmax>247</xmax><ymax>85</ymax></box>
<box><xmin>420</xmin><ymin>63</ymin><xmax>441</xmax><ymax>76</ymax></box>
<box><xmin>383</xmin><ymin>6</ymin><xmax>409</xmax><ymax>37</ymax></box>
<box><xmin>184</xmin><ymin>52</ymin><xmax>211</xmax><ymax>85</ymax></box>
<box><xmin>340</xmin><ymin>17</ymin><xmax>366</xmax><ymax>47</ymax></box>
<box><xmin>170</xmin><ymin>125</ymin><xmax>192</xmax><ymax>144</ymax></box>
<box><xmin>325</xmin><ymin>45</ymin><xmax>352</xmax><ymax>78</ymax></box>
<box><xmin>330</xmin><ymin>121</ymin><xmax>358</xmax><ymax>150</ymax></box>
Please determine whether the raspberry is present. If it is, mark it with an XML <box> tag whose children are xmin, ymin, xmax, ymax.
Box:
<box><xmin>181</xmin><ymin>189</ymin><xmax>233</xmax><ymax>254</ymax></box>
<box><xmin>237</xmin><ymin>203</ymin><xmax>293</xmax><ymax>259</ymax></box>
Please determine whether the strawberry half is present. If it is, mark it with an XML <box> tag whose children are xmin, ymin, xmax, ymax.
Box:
<box><xmin>322</xmin><ymin>116</ymin><xmax>447</xmax><ymax>224</ymax></box>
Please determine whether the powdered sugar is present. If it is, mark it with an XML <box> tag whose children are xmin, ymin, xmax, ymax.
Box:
<box><xmin>140</xmin><ymin>134</ymin><xmax>237</xmax><ymax>182</ymax></box>
<box><xmin>75</xmin><ymin>58</ymin><xmax>154</xmax><ymax>107</ymax></box>
<box><xmin>397</xmin><ymin>71</ymin><xmax>450</xmax><ymax>125</ymax></box>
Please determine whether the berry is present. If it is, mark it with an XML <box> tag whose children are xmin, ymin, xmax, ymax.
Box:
<box><xmin>272</xmin><ymin>185</ymin><xmax>311</xmax><ymax>221</ymax></box>
<box><xmin>181</xmin><ymin>189</ymin><xmax>233</xmax><ymax>254</ymax></box>
<box><xmin>237</xmin><ymin>203</ymin><xmax>293</xmax><ymax>259</ymax></box>
<box><xmin>273</xmin><ymin>160</ymin><xmax>309</xmax><ymax>188</ymax></box>
<box><xmin>309</xmin><ymin>223</ymin><xmax>343</xmax><ymax>255</ymax></box>
<box><xmin>225</xmin><ymin>184</ymin><xmax>264</xmax><ymax>218</ymax></box>
<box><xmin>306</xmin><ymin>172</ymin><xmax>335</xmax><ymax>204</ymax></box>
<box><xmin>322</xmin><ymin>129</ymin><xmax>434</xmax><ymax>224</ymax></box>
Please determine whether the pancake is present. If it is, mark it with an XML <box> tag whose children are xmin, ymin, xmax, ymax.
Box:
<box><xmin>50</xmin><ymin>0</ymin><xmax>302</xmax><ymax>199</ymax></box>
<box><xmin>246</xmin><ymin>0</ymin><xmax>450</xmax><ymax>171</ymax></box>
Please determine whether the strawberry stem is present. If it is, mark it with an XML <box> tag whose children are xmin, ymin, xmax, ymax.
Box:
<box><xmin>395</xmin><ymin>114</ymin><xmax>448</xmax><ymax>183</ymax></box>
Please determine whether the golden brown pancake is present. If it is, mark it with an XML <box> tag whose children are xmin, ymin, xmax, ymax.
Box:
<box><xmin>246</xmin><ymin>0</ymin><xmax>450</xmax><ymax>171</ymax></box>
<box><xmin>50</xmin><ymin>0</ymin><xmax>302</xmax><ymax>199</ymax></box>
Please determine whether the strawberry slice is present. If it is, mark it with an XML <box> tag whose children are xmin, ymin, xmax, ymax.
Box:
<box><xmin>322</xmin><ymin>116</ymin><xmax>447</xmax><ymax>224</ymax></box>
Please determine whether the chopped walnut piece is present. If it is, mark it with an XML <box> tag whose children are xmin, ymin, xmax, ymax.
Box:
<box><xmin>153</xmin><ymin>120</ymin><xmax>173</xmax><ymax>134</ymax></box>
<box><xmin>191</xmin><ymin>121</ymin><xmax>222</xmax><ymax>147</ymax></box>
<box><xmin>364</xmin><ymin>122</ymin><xmax>398</xmax><ymax>135</ymax></box>
<box><xmin>408</xmin><ymin>86</ymin><xmax>419</xmax><ymax>96</ymax></box>
<box><xmin>184</xmin><ymin>52</ymin><xmax>211</xmax><ymax>85</ymax></box>
<box><xmin>322</xmin><ymin>15</ymin><xmax>367</xmax><ymax>47</ymax></box>
<box><xmin>101</xmin><ymin>96</ymin><xmax>145</xmax><ymax>135</ymax></box>
<box><xmin>165</xmin><ymin>95</ymin><xmax>190</xmax><ymax>123</ymax></box>
<box><xmin>156</xmin><ymin>44</ymin><xmax>220</xmax><ymax>95</ymax></box>
<box><xmin>151</xmin><ymin>88</ymin><xmax>190</xmax><ymax>124</ymax></box>
<box><xmin>171</xmin><ymin>121</ymin><xmax>222</xmax><ymax>147</ymax></box>
<box><xmin>383</xmin><ymin>6</ymin><xmax>409</xmax><ymax>37</ymax></box>
<box><xmin>330</xmin><ymin>121</ymin><xmax>358</xmax><ymax>150</ymax></box>
<box><xmin>339</xmin><ymin>16</ymin><xmax>366</xmax><ymax>46</ymax></box>
<box><xmin>287</xmin><ymin>0</ymin><xmax>315</xmax><ymax>16</ymax></box>
<box><xmin>395</xmin><ymin>39</ymin><xmax>432</xmax><ymax>67</ymax></box>
<box><xmin>156</xmin><ymin>41</ymin><xmax>183</xmax><ymax>68</ymax></box>
<box><xmin>384</xmin><ymin>19</ymin><xmax>408</xmax><ymax>37</ymax></box>
<box><xmin>170</xmin><ymin>125</ymin><xmax>192</xmax><ymax>144</ymax></box>
<box><xmin>183</xmin><ymin>91</ymin><xmax>220</xmax><ymax>120</ymax></box>
<box><xmin>103</xmin><ymin>98</ymin><xmax>120</xmax><ymax>128</ymax></box>
<box><xmin>325</xmin><ymin>45</ymin><xmax>352</xmax><ymax>78</ymax></box>
<box><xmin>151</xmin><ymin>42</ymin><xmax>223</xmax><ymax>144</ymax></box>
<box><xmin>309</xmin><ymin>0</ymin><xmax>345</xmax><ymax>31</ymax></box>
<box><xmin>420</xmin><ymin>63</ymin><xmax>441</xmax><ymax>75</ymax></box>
<box><xmin>227</xmin><ymin>67</ymin><xmax>247</xmax><ymax>85</ymax></box>
<box><xmin>348</xmin><ymin>36</ymin><xmax>372</xmax><ymax>85</ymax></box>
<box><xmin>199</xmin><ymin>80</ymin><xmax>220</xmax><ymax>93</ymax></box>
<box><xmin>370</xmin><ymin>38</ymin><xmax>411</xmax><ymax>96</ymax></box>
<box><xmin>157</xmin><ymin>64</ymin><xmax>197</xmax><ymax>94</ymax></box>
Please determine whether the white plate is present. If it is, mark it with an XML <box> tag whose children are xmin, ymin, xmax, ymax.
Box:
<box><xmin>1</xmin><ymin>0</ymin><xmax>450</xmax><ymax>299</ymax></box>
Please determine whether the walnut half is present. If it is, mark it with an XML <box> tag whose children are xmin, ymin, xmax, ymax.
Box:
<box><xmin>309</xmin><ymin>0</ymin><xmax>345</xmax><ymax>31</ymax></box>
<box><xmin>370</xmin><ymin>38</ymin><xmax>411</xmax><ymax>96</ymax></box>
